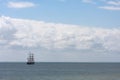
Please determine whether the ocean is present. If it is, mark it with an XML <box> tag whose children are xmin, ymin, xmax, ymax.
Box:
<box><xmin>0</xmin><ymin>63</ymin><xmax>120</xmax><ymax>80</ymax></box>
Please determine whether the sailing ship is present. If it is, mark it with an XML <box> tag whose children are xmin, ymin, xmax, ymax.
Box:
<box><xmin>27</xmin><ymin>52</ymin><xmax>35</xmax><ymax>65</ymax></box>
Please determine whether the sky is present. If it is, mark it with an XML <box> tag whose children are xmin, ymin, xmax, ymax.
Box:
<box><xmin>0</xmin><ymin>0</ymin><xmax>120</xmax><ymax>62</ymax></box>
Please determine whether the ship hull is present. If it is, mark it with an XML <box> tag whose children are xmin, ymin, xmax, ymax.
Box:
<box><xmin>27</xmin><ymin>62</ymin><xmax>35</xmax><ymax>65</ymax></box>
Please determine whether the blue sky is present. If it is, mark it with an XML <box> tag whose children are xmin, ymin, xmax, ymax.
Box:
<box><xmin>0</xmin><ymin>0</ymin><xmax>120</xmax><ymax>62</ymax></box>
<box><xmin>1</xmin><ymin>0</ymin><xmax>120</xmax><ymax>28</ymax></box>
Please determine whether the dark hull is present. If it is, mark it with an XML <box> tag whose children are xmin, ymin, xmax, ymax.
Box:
<box><xmin>27</xmin><ymin>62</ymin><xmax>35</xmax><ymax>65</ymax></box>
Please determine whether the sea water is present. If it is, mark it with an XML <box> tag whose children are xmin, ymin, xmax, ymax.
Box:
<box><xmin>0</xmin><ymin>62</ymin><xmax>120</xmax><ymax>80</ymax></box>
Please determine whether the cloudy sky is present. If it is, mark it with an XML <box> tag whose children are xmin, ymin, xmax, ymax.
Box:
<box><xmin>0</xmin><ymin>0</ymin><xmax>120</xmax><ymax>62</ymax></box>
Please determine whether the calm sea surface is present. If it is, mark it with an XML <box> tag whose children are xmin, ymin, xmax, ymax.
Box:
<box><xmin>0</xmin><ymin>63</ymin><xmax>120</xmax><ymax>80</ymax></box>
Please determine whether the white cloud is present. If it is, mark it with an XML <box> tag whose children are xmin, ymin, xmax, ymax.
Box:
<box><xmin>99</xmin><ymin>0</ymin><xmax>120</xmax><ymax>10</ymax></box>
<box><xmin>99</xmin><ymin>6</ymin><xmax>120</xmax><ymax>10</ymax></box>
<box><xmin>82</xmin><ymin>0</ymin><xmax>120</xmax><ymax>10</ymax></box>
<box><xmin>107</xmin><ymin>1</ymin><xmax>120</xmax><ymax>6</ymax></box>
<box><xmin>0</xmin><ymin>16</ymin><xmax>120</xmax><ymax>52</ymax></box>
<box><xmin>7</xmin><ymin>1</ymin><xmax>35</xmax><ymax>8</ymax></box>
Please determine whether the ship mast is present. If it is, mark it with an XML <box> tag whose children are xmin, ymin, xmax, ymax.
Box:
<box><xmin>31</xmin><ymin>53</ymin><xmax>34</xmax><ymax>62</ymax></box>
